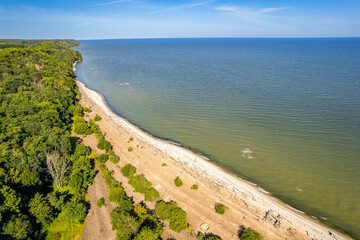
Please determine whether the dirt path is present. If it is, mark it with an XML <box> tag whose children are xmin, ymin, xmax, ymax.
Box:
<box><xmin>80</xmin><ymin>163</ymin><xmax>117</xmax><ymax>240</ymax></box>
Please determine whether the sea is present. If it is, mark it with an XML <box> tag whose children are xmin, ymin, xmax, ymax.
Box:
<box><xmin>74</xmin><ymin>38</ymin><xmax>360</xmax><ymax>238</ymax></box>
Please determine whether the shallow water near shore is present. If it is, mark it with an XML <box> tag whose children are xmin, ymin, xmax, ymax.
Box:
<box><xmin>75</xmin><ymin>38</ymin><xmax>360</xmax><ymax>237</ymax></box>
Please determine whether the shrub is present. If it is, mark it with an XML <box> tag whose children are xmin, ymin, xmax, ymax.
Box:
<box><xmin>94</xmin><ymin>114</ymin><xmax>102</xmax><ymax>121</ymax></box>
<box><xmin>215</xmin><ymin>203</ymin><xmax>226</xmax><ymax>214</ymax></box>
<box><xmin>144</xmin><ymin>188</ymin><xmax>161</xmax><ymax>202</ymax></box>
<box><xmin>111</xmin><ymin>207</ymin><xmax>141</xmax><ymax>239</ymax></box>
<box><xmin>97</xmin><ymin>138</ymin><xmax>112</xmax><ymax>152</ymax></box>
<box><xmin>96</xmin><ymin>198</ymin><xmax>105</xmax><ymax>208</ymax></box>
<box><xmin>128</xmin><ymin>174</ymin><xmax>152</xmax><ymax>194</ymax></box>
<box><xmin>74</xmin><ymin>143</ymin><xmax>91</xmax><ymax>157</ymax></box>
<box><xmin>109</xmin><ymin>153</ymin><xmax>120</xmax><ymax>164</ymax></box>
<box><xmin>121</xmin><ymin>164</ymin><xmax>137</xmax><ymax>177</ymax></box>
<box><xmin>240</xmin><ymin>229</ymin><xmax>263</xmax><ymax>240</ymax></box>
<box><xmin>155</xmin><ymin>200</ymin><xmax>188</xmax><ymax>233</ymax></box>
<box><xmin>161</xmin><ymin>163</ymin><xmax>167</xmax><ymax>167</ymax></box>
<box><xmin>98</xmin><ymin>154</ymin><xmax>108</xmax><ymax>163</ymax></box>
<box><xmin>84</xmin><ymin>107</ymin><xmax>92</xmax><ymax>113</ymax></box>
<box><xmin>128</xmin><ymin>147</ymin><xmax>133</xmax><ymax>152</ymax></box>
<box><xmin>69</xmin><ymin>104</ymin><xmax>83</xmax><ymax>117</ymax></box>
<box><xmin>197</xmin><ymin>232</ymin><xmax>222</xmax><ymax>240</ymax></box>
<box><xmin>174</xmin><ymin>177</ymin><xmax>183</xmax><ymax>187</ymax></box>
<box><xmin>73</xmin><ymin>117</ymin><xmax>93</xmax><ymax>135</ymax></box>
<box><xmin>191</xmin><ymin>184</ymin><xmax>199</xmax><ymax>190</ymax></box>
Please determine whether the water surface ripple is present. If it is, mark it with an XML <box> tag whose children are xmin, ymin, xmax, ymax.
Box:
<box><xmin>75</xmin><ymin>38</ymin><xmax>360</xmax><ymax>237</ymax></box>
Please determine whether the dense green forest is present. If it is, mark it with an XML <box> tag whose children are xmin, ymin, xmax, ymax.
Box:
<box><xmin>0</xmin><ymin>40</ymin><xmax>93</xmax><ymax>239</ymax></box>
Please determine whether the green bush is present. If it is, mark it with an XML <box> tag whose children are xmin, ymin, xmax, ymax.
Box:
<box><xmin>94</xmin><ymin>114</ymin><xmax>102</xmax><ymax>121</ymax></box>
<box><xmin>240</xmin><ymin>229</ymin><xmax>264</xmax><ymax>240</ymax></box>
<box><xmin>128</xmin><ymin>147</ymin><xmax>133</xmax><ymax>152</ymax></box>
<box><xmin>128</xmin><ymin>174</ymin><xmax>152</xmax><ymax>194</ymax></box>
<box><xmin>84</xmin><ymin>107</ymin><xmax>92</xmax><ymax>113</ymax></box>
<box><xmin>174</xmin><ymin>177</ymin><xmax>183</xmax><ymax>187</ymax></box>
<box><xmin>96</xmin><ymin>198</ymin><xmax>105</xmax><ymax>208</ymax></box>
<box><xmin>73</xmin><ymin>117</ymin><xmax>93</xmax><ymax>135</ymax></box>
<box><xmin>191</xmin><ymin>184</ymin><xmax>199</xmax><ymax>190</ymax></box>
<box><xmin>98</xmin><ymin>154</ymin><xmax>109</xmax><ymax>163</ymax></box>
<box><xmin>109</xmin><ymin>153</ymin><xmax>120</xmax><ymax>164</ymax></box>
<box><xmin>197</xmin><ymin>232</ymin><xmax>222</xmax><ymax>240</ymax></box>
<box><xmin>155</xmin><ymin>200</ymin><xmax>188</xmax><ymax>233</ymax></box>
<box><xmin>144</xmin><ymin>188</ymin><xmax>161</xmax><ymax>202</ymax></box>
<box><xmin>161</xmin><ymin>163</ymin><xmax>167</xmax><ymax>167</ymax></box>
<box><xmin>74</xmin><ymin>143</ymin><xmax>91</xmax><ymax>157</ymax></box>
<box><xmin>97</xmin><ymin>138</ymin><xmax>112</xmax><ymax>152</ymax></box>
<box><xmin>121</xmin><ymin>164</ymin><xmax>137</xmax><ymax>177</ymax></box>
<box><xmin>215</xmin><ymin>203</ymin><xmax>226</xmax><ymax>214</ymax></box>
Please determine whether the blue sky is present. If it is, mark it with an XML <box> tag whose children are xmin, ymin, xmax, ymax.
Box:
<box><xmin>0</xmin><ymin>0</ymin><xmax>359</xmax><ymax>39</ymax></box>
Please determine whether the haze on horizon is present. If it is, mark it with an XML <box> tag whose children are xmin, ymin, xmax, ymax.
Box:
<box><xmin>0</xmin><ymin>0</ymin><xmax>359</xmax><ymax>39</ymax></box>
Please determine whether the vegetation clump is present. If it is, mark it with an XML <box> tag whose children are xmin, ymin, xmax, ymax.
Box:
<box><xmin>161</xmin><ymin>163</ymin><xmax>167</xmax><ymax>167</ymax></box>
<box><xmin>128</xmin><ymin>147</ymin><xmax>133</xmax><ymax>152</ymax></box>
<box><xmin>98</xmin><ymin>154</ymin><xmax>109</xmax><ymax>163</ymax></box>
<box><xmin>84</xmin><ymin>107</ymin><xmax>92</xmax><ymax>112</ymax></box>
<box><xmin>155</xmin><ymin>200</ymin><xmax>188</xmax><ymax>233</ymax></box>
<box><xmin>97</xmin><ymin>198</ymin><xmax>105</xmax><ymax>208</ymax></box>
<box><xmin>97</xmin><ymin>138</ymin><xmax>112</xmax><ymax>152</ymax></box>
<box><xmin>94</xmin><ymin>113</ymin><xmax>102</xmax><ymax>121</ymax></box>
<box><xmin>197</xmin><ymin>232</ymin><xmax>222</xmax><ymax>240</ymax></box>
<box><xmin>191</xmin><ymin>184</ymin><xmax>199</xmax><ymax>190</ymax></box>
<box><xmin>174</xmin><ymin>176</ymin><xmax>183</xmax><ymax>187</ymax></box>
<box><xmin>215</xmin><ymin>203</ymin><xmax>226</xmax><ymax>214</ymax></box>
<box><xmin>109</xmin><ymin>152</ymin><xmax>120</xmax><ymax>164</ymax></box>
<box><xmin>239</xmin><ymin>228</ymin><xmax>264</xmax><ymax>240</ymax></box>
<box><xmin>121</xmin><ymin>164</ymin><xmax>137</xmax><ymax>177</ymax></box>
<box><xmin>0</xmin><ymin>39</ymin><xmax>96</xmax><ymax>239</ymax></box>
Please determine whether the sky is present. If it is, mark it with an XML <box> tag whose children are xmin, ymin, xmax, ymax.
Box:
<box><xmin>0</xmin><ymin>0</ymin><xmax>359</xmax><ymax>39</ymax></box>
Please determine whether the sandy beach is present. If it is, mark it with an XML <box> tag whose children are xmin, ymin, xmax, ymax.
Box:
<box><xmin>75</xmin><ymin>65</ymin><xmax>351</xmax><ymax>239</ymax></box>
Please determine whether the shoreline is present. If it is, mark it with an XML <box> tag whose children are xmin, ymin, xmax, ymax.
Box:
<box><xmin>74</xmin><ymin>62</ymin><xmax>350</xmax><ymax>240</ymax></box>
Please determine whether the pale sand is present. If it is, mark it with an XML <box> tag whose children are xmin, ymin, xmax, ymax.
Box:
<box><xmin>75</xmin><ymin>68</ymin><xmax>350</xmax><ymax>239</ymax></box>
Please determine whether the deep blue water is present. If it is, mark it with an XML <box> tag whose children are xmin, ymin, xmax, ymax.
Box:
<box><xmin>75</xmin><ymin>38</ymin><xmax>360</xmax><ymax>237</ymax></box>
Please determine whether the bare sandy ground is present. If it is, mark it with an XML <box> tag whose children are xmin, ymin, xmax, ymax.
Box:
<box><xmin>77</xmin><ymin>78</ymin><xmax>350</xmax><ymax>240</ymax></box>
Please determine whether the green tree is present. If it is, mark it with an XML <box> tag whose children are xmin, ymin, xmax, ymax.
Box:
<box><xmin>28</xmin><ymin>193</ymin><xmax>54</xmax><ymax>225</ymax></box>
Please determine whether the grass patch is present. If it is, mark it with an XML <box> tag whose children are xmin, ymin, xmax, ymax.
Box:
<box><xmin>191</xmin><ymin>184</ymin><xmax>199</xmax><ymax>190</ymax></box>
<box><xmin>96</xmin><ymin>198</ymin><xmax>105</xmax><ymax>208</ymax></box>
<box><xmin>94</xmin><ymin>114</ymin><xmax>101</xmax><ymax>121</ymax></box>
<box><xmin>174</xmin><ymin>177</ymin><xmax>183</xmax><ymax>187</ymax></box>
<box><xmin>215</xmin><ymin>203</ymin><xmax>226</xmax><ymax>214</ymax></box>
<box><xmin>128</xmin><ymin>174</ymin><xmax>152</xmax><ymax>194</ymax></box>
<box><xmin>121</xmin><ymin>164</ymin><xmax>136</xmax><ymax>177</ymax></box>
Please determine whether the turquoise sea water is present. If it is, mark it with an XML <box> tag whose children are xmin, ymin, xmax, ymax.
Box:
<box><xmin>75</xmin><ymin>38</ymin><xmax>360</xmax><ymax>238</ymax></box>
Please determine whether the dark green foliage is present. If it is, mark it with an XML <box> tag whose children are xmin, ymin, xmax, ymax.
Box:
<box><xmin>0</xmin><ymin>40</ymin><xmax>94</xmax><ymax>239</ymax></box>
<box><xmin>191</xmin><ymin>184</ymin><xmax>199</xmax><ymax>190</ymax></box>
<box><xmin>98</xmin><ymin>154</ymin><xmax>109</xmax><ymax>163</ymax></box>
<box><xmin>111</xmin><ymin>208</ymin><xmax>141</xmax><ymax>239</ymax></box>
<box><xmin>97</xmin><ymin>138</ymin><xmax>112</xmax><ymax>152</ymax></box>
<box><xmin>197</xmin><ymin>232</ymin><xmax>222</xmax><ymax>240</ymax></box>
<box><xmin>28</xmin><ymin>193</ymin><xmax>54</xmax><ymax>225</ymax></box>
<box><xmin>94</xmin><ymin>114</ymin><xmax>102</xmax><ymax>121</ymax></box>
<box><xmin>96</xmin><ymin>198</ymin><xmax>105</xmax><ymax>208</ymax></box>
<box><xmin>121</xmin><ymin>163</ymin><xmax>137</xmax><ymax>177</ymax></box>
<box><xmin>2</xmin><ymin>215</ymin><xmax>32</xmax><ymax>240</ymax></box>
<box><xmin>215</xmin><ymin>203</ymin><xmax>226</xmax><ymax>214</ymax></box>
<box><xmin>155</xmin><ymin>200</ymin><xmax>188</xmax><ymax>233</ymax></box>
<box><xmin>128</xmin><ymin>174</ymin><xmax>152</xmax><ymax>194</ymax></box>
<box><xmin>240</xmin><ymin>229</ymin><xmax>264</xmax><ymax>240</ymax></box>
<box><xmin>74</xmin><ymin>143</ymin><xmax>91</xmax><ymax>157</ymax></box>
<box><xmin>64</xmin><ymin>198</ymin><xmax>87</xmax><ymax>223</ymax></box>
<box><xmin>174</xmin><ymin>176</ymin><xmax>183</xmax><ymax>187</ymax></box>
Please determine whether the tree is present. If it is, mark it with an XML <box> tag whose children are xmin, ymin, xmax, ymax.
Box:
<box><xmin>46</xmin><ymin>150</ymin><xmax>71</xmax><ymax>188</ymax></box>
<box><xmin>2</xmin><ymin>215</ymin><xmax>32</xmax><ymax>240</ymax></box>
<box><xmin>28</xmin><ymin>193</ymin><xmax>54</xmax><ymax>225</ymax></box>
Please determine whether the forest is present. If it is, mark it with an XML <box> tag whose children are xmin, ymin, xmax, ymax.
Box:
<box><xmin>0</xmin><ymin>39</ymin><xmax>92</xmax><ymax>239</ymax></box>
